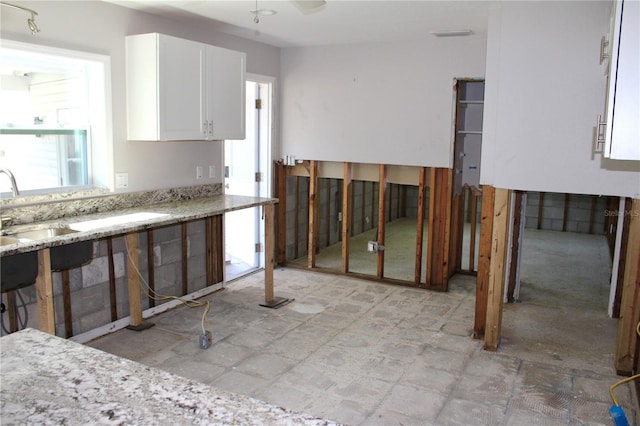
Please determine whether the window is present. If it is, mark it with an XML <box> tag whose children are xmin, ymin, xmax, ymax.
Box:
<box><xmin>0</xmin><ymin>40</ymin><xmax>112</xmax><ymax>195</ymax></box>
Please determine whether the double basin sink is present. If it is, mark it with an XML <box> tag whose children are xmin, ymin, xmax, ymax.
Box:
<box><xmin>1</xmin><ymin>212</ymin><xmax>169</xmax><ymax>293</ymax></box>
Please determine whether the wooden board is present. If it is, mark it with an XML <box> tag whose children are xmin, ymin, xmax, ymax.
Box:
<box><xmin>414</xmin><ymin>167</ymin><xmax>427</xmax><ymax>284</ymax></box>
<box><xmin>377</xmin><ymin>164</ymin><xmax>387</xmax><ymax>278</ymax></box>
<box><xmin>484</xmin><ymin>188</ymin><xmax>511</xmax><ymax>351</ymax></box>
<box><xmin>308</xmin><ymin>160</ymin><xmax>318</xmax><ymax>268</ymax></box>
<box><xmin>276</xmin><ymin>161</ymin><xmax>287</xmax><ymax>264</ymax></box>
<box><xmin>615</xmin><ymin>198</ymin><xmax>640</xmax><ymax>375</ymax></box>
<box><xmin>107</xmin><ymin>237</ymin><xmax>118</xmax><ymax>321</ymax></box>
<box><xmin>147</xmin><ymin>230</ymin><xmax>156</xmax><ymax>307</ymax></box>
<box><xmin>125</xmin><ymin>233</ymin><xmax>143</xmax><ymax>327</ymax></box>
<box><xmin>342</xmin><ymin>162</ymin><xmax>352</xmax><ymax>273</ymax></box>
<box><xmin>35</xmin><ymin>248</ymin><xmax>55</xmax><ymax>334</ymax></box>
<box><xmin>264</xmin><ymin>203</ymin><xmax>275</xmax><ymax>303</ymax></box>
<box><xmin>474</xmin><ymin>185</ymin><xmax>495</xmax><ymax>339</ymax></box>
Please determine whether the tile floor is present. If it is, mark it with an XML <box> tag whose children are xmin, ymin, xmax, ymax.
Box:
<box><xmin>89</xmin><ymin>265</ymin><xmax>636</xmax><ymax>425</ymax></box>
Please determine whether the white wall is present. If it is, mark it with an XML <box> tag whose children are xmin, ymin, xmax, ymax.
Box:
<box><xmin>0</xmin><ymin>1</ymin><xmax>280</xmax><ymax>192</ymax></box>
<box><xmin>280</xmin><ymin>36</ymin><xmax>486</xmax><ymax>168</ymax></box>
<box><xmin>481</xmin><ymin>1</ymin><xmax>640</xmax><ymax>198</ymax></box>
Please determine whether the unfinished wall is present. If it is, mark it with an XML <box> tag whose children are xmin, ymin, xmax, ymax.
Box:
<box><xmin>0</xmin><ymin>222</ymin><xmax>212</xmax><ymax>338</ymax></box>
<box><xmin>524</xmin><ymin>192</ymin><xmax>608</xmax><ymax>234</ymax></box>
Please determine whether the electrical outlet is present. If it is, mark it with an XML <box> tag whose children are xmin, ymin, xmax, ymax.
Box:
<box><xmin>196</xmin><ymin>166</ymin><xmax>203</xmax><ymax>179</ymax></box>
<box><xmin>209</xmin><ymin>165</ymin><xmax>215</xmax><ymax>179</ymax></box>
<box><xmin>115</xmin><ymin>173</ymin><xmax>128</xmax><ymax>189</ymax></box>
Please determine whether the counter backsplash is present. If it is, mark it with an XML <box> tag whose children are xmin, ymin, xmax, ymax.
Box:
<box><xmin>0</xmin><ymin>184</ymin><xmax>223</xmax><ymax>226</ymax></box>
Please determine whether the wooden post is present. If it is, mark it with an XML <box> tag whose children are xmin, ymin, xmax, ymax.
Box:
<box><xmin>147</xmin><ymin>230</ymin><xmax>156</xmax><ymax>307</ymax></box>
<box><xmin>342</xmin><ymin>162</ymin><xmax>352</xmax><ymax>273</ymax></box>
<box><xmin>474</xmin><ymin>185</ymin><xmax>494</xmax><ymax>339</ymax></box>
<box><xmin>126</xmin><ymin>232</ymin><xmax>143</xmax><ymax>328</ymax></box>
<box><xmin>613</xmin><ymin>198</ymin><xmax>632</xmax><ymax>318</ymax></box>
<box><xmin>107</xmin><ymin>237</ymin><xmax>118</xmax><ymax>321</ymax></box>
<box><xmin>205</xmin><ymin>217</ymin><xmax>213</xmax><ymax>284</ymax></box>
<box><xmin>181</xmin><ymin>223</ymin><xmax>189</xmax><ymax>295</ymax></box>
<box><xmin>377</xmin><ymin>164</ymin><xmax>387</xmax><ymax>278</ymax></box>
<box><xmin>213</xmin><ymin>215</ymin><xmax>224</xmax><ymax>283</ymax></box>
<box><xmin>36</xmin><ymin>248</ymin><xmax>55</xmax><ymax>334</ymax></box>
<box><xmin>414</xmin><ymin>167</ymin><xmax>427</xmax><ymax>284</ymax></box>
<box><xmin>506</xmin><ymin>191</ymin><xmax>524</xmax><ymax>303</ymax></box>
<box><xmin>307</xmin><ymin>160</ymin><xmax>318</xmax><ymax>268</ymax></box>
<box><xmin>62</xmin><ymin>270</ymin><xmax>73</xmax><ymax>337</ymax></box>
<box><xmin>6</xmin><ymin>291</ymin><xmax>17</xmax><ymax>333</ymax></box>
<box><xmin>615</xmin><ymin>198</ymin><xmax>640</xmax><ymax>375</ymax></box>
<box><xmin>484</xmin><ymin>188</ymin><xmax>511</xmax><ymax>351</ymax></box>
<box><xmin>426</xmin><ymin>168</ymin><xmax>436</xmax><ymax>284</ymax></box>
<box><xmin>469</xmin><ymin>191</ymin><xmax>478</xmax><ymax>272</ymax></box>
<box><xmin>276</xmin><ymin>161</ymin><xmax>287</xmax><ymax>264</ymax></box>
<box><xmin>264</xmin><ymin>203</ymin><xmax>275</xmax><ymax>303</ymax></box>
<box><xmin>427</xmin><ymin>168</ymin><xmax>452</xmax><ymax>290</ymax></box>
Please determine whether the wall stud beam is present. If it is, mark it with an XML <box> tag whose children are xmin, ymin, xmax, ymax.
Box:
<box><xmin>35</xmin><ymin>248</ymin><xmax>55</xmax><ymax>334</ymax></box>
<box><xmin>276</xmin><ymin>161</ymin><xmax>287</xmax><ymax>264</ymax></box>
<box><xmin>474</xmin><ymin>185</ymin><xmax>495</xmax><ymax>339</ymax></box>
<box><xmin>484</xmin><ymin>188</ymin><xmax>511</xmax><ymax>351</ymax></box>
<box><xmin>615</xmin><ymin>198</ymin><xmax>640</xmax><ymax>375</ymax></box>
<box><xmin>342</xmin><ymin>162</ymin><xmax>352</xmax><ymax>273</ymax></box>
<box><xmin>181</xmin><ymin>223</ymin><xmax>189</xmax><ymax>295</ymax></box>
<box><xmin>147</xmin><ymin>230</ymin><xmax>156</xmax><ymax>307</ymax></box>
<box><xmin>414</xmin><ymin>167</ymin><xmax>427</xmax><ymax>284</ymax></box>
<box><xmin>125</xmin><ymin>233</ymin><xmax>143</xmax><ymax>328</ymax></box>
<box><xmin>377</xmin><ymin>164</ymin><xmax>387</xmax><ymax>278</ymax></box>
<box><xmin>107</xmin><ymin>237</ymin><xmax>118</xmax><ymax>321</ymax></box>
<box><xmin>307</xmin><ymin>160</ymin><xmax>319</xmax><ymax>268</ymax></box>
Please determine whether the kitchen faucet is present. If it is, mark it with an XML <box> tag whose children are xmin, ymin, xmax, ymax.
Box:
<box><xmin>0</xmin><ymin>168</ymin><xmax>20</xmax><ymax>197</ymax></box>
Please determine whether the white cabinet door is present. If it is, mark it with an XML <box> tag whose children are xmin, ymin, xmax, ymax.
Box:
<box><xmin>206</xmin><ymin>46</ymin><xmax>246</xmax><ymax>140</ymax></box>
<box><xmin>604</xmin><ymin>0</ymin><xmax>640</xmax><ymax>160</ymax></box>
<box><xmin>158</xmin><ymin>35</ymin><xmax>206</xmax><ymax>141</ymax></box>
<box><xmin>126</xmin><ymin>33</ymin><xmax>245</xmax><ymax>141</ymax></box>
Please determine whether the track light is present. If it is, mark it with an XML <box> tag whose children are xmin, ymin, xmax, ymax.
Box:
<box><xmin>0</xmin><ymin>2</ymin><xmax>40</xmax><ymax>35</ymax></box>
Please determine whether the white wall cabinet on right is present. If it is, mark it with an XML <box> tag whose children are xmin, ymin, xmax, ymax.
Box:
<box><xmin>126</xmin><ymin>33</ymin><xmax>245</xmax><ymax>141</ymax></box>
<box><xmin>602</xmin><ymin>0</ymin><xmax>639</xmax><ymax>160</ymax></box>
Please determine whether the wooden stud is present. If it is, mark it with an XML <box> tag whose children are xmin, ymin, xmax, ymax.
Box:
<box><xmin>588</xmin><ymin>196</ymin><xmax>597</xmax><ymax>235</ymax></box>
<box><xmin>377</xmin><ymin>164</ymin><xmax>387</xmax><ymax>278</ymax></box>
<box><xmin>324</xmin><ymin>178</ymin><xmax>332</xmax><ymax>248</ymax></box>
<box><xmin>294</xmin><ymin>176</ymin><xmax>300</xmax><ymax>259</ymax></box>
<box><xmin>427</xmin><ymin>168</ymin><xmax>452</xmax><ymax>290</ymax></box>
<box><xmin>443</xmin><ymin>169</ymin><xmax>454</xmax><ymax>284</ymax></box>
<box><xmin>6</xmin><ymin>291</ymin><xmax>17</xmax><ymax>333</ymax></box>
<box><xmin>506</xmin><ymin>191</ymin><xmax>524</xmax><ymax>303</ymax></box>
<box><xmin>361</xmin><ymin>181</ymin><xmax>366</xmax><ymax>232</ymax></box>
<box><xmin>125</xmin><ymin>233</ymin><xmax>143</xmax><ymax>327</ymax></box>
<box><xmin>264</xmin><ymin>203</ymin><xmax>275</xmax><ymax>303</ymax></box>
<box><xmin>615</xmin><ymin>198</ymin><xmax>640</xmax><ymax>375</ymax></box>
<box><xmin>214</xmin><ymin>215</ymin><xmax>224</xmax><ymax>283</ymax></box>
<box><xmin>35</xmin><ymin>248</ymin><xmax>55</xmax><ymax>334</ymax></box>
<box><xmin>205</xmin><ymin>217</ymin><xmax>213</xmax><ymax>285</ymax></box>
<box><xmin>308</xmin><ymin>160</ymin><xmax>318</xmax><ymax>268</ymax></box>
<box><xmin>181</xmin><ymin>223</ymin><xmax>189</xmax><ymax>295</ymax></box>
<box><xmin>276</xmin><ymin>161</ymin><xmax>287</xmax><ymax>264</ymax></box>
<box><xmin>614</xmin><ymin>198</ymin><xmax>632</xmax><ymax>318</ymax></box>
<box><xmin>562</xmin><ymin>193</ymin><xmax>570</xmax><ymax>232</ymax></box>
<box><xmin>107</xmin><ymin>237</ymin><xmax>118</xmax><ymax>321</ymax></box>
<box><xmin>484</xmin><ymin>188</ymin><xmax>511</xmax><ymax>351</ymax></box>
<box><xmin>342</xmin><ymin>162</ymin><xmax>352</xmax><ymax>273</ymax></box>
<box><xmin>426</xmin><ymin>168</ymin><xmax>436</xmax><ymax>284</ymax></box>
<box><xmin>537</xmin><ymin>192</ymin><xmax>545</xmax><ymax>230</ymax></box>
<box><xmin>146</xmin><ymin>230</ymin><xmax>156</xmax><ymax>307</ymax></box>
<box><xmin>474</xmin><ymin>185</ymin><xmax>495</xmax><ymax>339</ymax></box>
<box><xmin>414</xmin><ymin>167</ymin><xmax>427</xmax><ymax>284</ymax></box>
<box><xmin>469</xmin><ymin>191</ymin><xmax>478</xmax><ymax>272</ymax></box>
<box><xmin>62</xmin><ymin>269</ymin><xmax>73</xmax><ymax>338</ymax></box>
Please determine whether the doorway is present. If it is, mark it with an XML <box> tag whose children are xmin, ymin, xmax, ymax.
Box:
<box><xmin>224</xmin><ymin>75</ymin><xmax>274</xmax><ymax>281</ymax></box>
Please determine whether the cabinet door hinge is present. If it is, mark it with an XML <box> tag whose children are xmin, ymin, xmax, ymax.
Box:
<box><xmin>255</xmin><ymin>243</ymin><xmax>264</xmax><ymax>253</ymax></box>
<box><xmin>255</xmin><ymin>172</ymin><xmax>263</xmax><ymax>182</ymax></box>
<box><xmin>255</xmin><ymin>99</ymin><xmax>262</xmax><ymax>110</ymax></box>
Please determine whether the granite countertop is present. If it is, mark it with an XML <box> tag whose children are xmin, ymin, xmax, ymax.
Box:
<box><xmin>0</xmin><ymin>328</ymin><xmax>338</xmax><ymax>425</ymax></box>
<box><xmin>0</xmin><ymin>194</ymin><xmax>276</xmax><ymax>257</ymax></box>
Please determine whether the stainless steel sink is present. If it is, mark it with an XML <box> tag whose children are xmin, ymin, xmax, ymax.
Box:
<box><xmin>7</xmin><ymin>225</ymin><xmax>79</xmax><ymax>241</ymax></box>
<box><xmin>0</xmin><ymin>236</ymin><xmax>19</xmax><ymax>246</ymax></box>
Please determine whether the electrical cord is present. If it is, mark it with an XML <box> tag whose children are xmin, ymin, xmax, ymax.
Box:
<box><xmin>0</xmin><ymin>289</ymin><xmax>29</xmax><ymax>334</ymax></box>
<box><xmin>609</xmin><ymin>321</ymin><xmax>640</xmax><ymax>407</ymax></box>
<box><xmin>123</xmin><ymin>237</ymin><xmax>212</xmax><ymax>339</ymax></box>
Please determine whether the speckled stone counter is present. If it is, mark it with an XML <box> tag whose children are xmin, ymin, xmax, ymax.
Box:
<box><xmin>0</xmin><ymin>328</ymin><xmax>339</xmax><ymax>425</ymax></box>
<box><xmin>0</xmin><ymin>194</ymin><xmax>276</xmax><ymax>257</ymax></box>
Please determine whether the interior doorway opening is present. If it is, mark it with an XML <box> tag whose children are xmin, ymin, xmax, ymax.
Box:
<box><xmin>224</xmin><ymin>75</ymin><xmax>274</xmax><ymax>282</ymax></box>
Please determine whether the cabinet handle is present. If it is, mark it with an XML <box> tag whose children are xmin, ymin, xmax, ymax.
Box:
<box><xmin>203</xmin><ymin>122</ymin><xmax>208</xmax><ymax>136</ymax></box>
<box><xmin>595</xmin><ymin>114</ymin><xmax>606</xmax><ymax>152</ymax></box>
<box><xmin>209</xmin><ymin>121</ymin><xmax>213</xmax><ymax>136</ymax></box>
<box><xmin>600</xmin><ymin>35</ymin><xmax>609</xmax><ymax>64</ymax></box>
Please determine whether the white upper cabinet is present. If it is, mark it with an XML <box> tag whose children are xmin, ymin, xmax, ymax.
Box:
<box><xmin>126</xmin><ymin>33</ymin><xmax>245</xmax><ymax>141</ymax></box>
<box><xmin>602</xmin><ymin>0</ymin><xmax>639</xmax><ymax>160</ymax></box>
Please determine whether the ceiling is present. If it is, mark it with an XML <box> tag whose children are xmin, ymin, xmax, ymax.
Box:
<box><xmin>107</xmin><ymin>1</ymin><xmax>492</xmax><ymax>48</ymax></box>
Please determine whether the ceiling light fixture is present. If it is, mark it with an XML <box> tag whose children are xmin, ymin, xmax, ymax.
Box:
<box><xmin>0</xmin><ymin>1</ymin><xmax>40</xmax><ymax>35</ymax></box>
<box><xmin>251</xmin><ymin>0</ymin><xmax>276</xmax><ymax>24</ymax></box>
<box><xmin>431</xmin><ymin>30</ymin><xmax>473</xmax><ymax>37</ymax></box>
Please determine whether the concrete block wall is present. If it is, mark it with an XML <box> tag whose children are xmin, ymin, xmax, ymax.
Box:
<box><xmin>0</xmin><ymin>220</ymin><xmax>214</xmax><ymax>338</ymax></box>
<box><xmin>524</xmin><ymin>192</ymin><xmax>607</xmax><ymax>234</ymax></box>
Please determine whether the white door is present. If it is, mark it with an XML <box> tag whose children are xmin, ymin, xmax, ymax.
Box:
<box><xmin>224</xmin><ymin>76</ymin><xmax>273</xmax><ymax>280</ymax></box>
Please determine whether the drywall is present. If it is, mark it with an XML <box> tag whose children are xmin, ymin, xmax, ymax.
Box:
<box><xmin>0</xmin><ymin>1</ymin><xmax>280</xmax><ymax>192</ymax></box>
<box><xmin>480</xmin><ymin>1</ymin><xmax>640</xmax><ymax>198</ymax></box>
<box><xmin>280</xmin><ymin>36</ymin><xmax>486</xmax><ymax>168</ymax></box>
